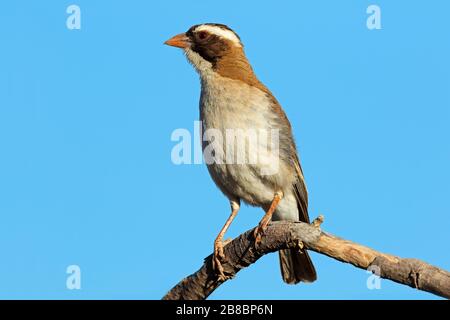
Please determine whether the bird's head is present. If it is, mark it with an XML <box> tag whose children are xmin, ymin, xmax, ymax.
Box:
<box><xmin>164</xmin><ymin>23</ymin><xmax>249</xmax><ymax>77</ymax></box>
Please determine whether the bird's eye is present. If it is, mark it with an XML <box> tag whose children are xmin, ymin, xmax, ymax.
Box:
<box><xmin>197</xmin><ymin>31</ymin><xmax>208</xmax><ymax>40</ymax></box>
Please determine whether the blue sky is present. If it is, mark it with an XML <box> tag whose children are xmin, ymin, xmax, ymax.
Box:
<box><xmin>0</xmin><ymin>1</ymin><xmax>448</xmax><ymax>299</ymax></box>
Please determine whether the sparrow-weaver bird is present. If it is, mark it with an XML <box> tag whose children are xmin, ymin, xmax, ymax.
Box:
<box><xmin>165</xmin><ymin>23</ymin><xmax>317</xmax><ymax>284</ymax></box>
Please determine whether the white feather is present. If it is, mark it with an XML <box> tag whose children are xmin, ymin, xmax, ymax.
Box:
<box><xmin>195</xmin><ymin>25</ymin><xmax>242</xmax><ymax>47</ymax></box>
<box><xmin>184</xmin><ymin>48</ymin><xmax>213</xmax><ymax>75</ymax></box>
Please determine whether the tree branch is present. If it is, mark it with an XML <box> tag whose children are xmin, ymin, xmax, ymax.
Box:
<box><xmin>162</xmin><ymin>218</ymin><xmax>450</xmax><ymax>300</ymax></box>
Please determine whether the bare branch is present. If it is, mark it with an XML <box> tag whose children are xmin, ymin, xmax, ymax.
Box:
<box><xmin>162</xmin><ymin>220</ymin><xmax>450</xmax><ymax>300</ymax></box>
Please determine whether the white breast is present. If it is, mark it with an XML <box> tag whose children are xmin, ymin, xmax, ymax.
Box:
<box><xmin>199</xmin><ymin>74</ymin><xmax>295</xmax><ymax>206</ymax></box>
<box><xmin>201</xmin><ymin>76</ymin><xmax>271</xmax><ymax>131</ymax></box>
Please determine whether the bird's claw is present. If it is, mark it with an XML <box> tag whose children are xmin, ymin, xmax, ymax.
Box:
<box><xmin>253</xmin><ymin>213</ymin><xmax>272</xmax><ymax>248</ymax></box>
<box><xmin>253</xmin><ymin>226</ymin><xmax>265</xmax><ymax>248</ymax></box>
<box><xmin>213</xmin><ymin>239</ymin><xmax>232</xmax><ymax>281</ymax></box>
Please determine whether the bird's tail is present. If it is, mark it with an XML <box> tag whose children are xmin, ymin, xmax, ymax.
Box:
<box><xmin>278</xmin><ymin>248</ymin><xmax>317</xmax><ymax>284</ymax></box>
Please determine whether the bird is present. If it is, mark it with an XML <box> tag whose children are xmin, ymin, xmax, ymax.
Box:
<box><xmin>164</xmin><ymin>23</ymin><xmax>317</xmax><ymax>284</ymax></box>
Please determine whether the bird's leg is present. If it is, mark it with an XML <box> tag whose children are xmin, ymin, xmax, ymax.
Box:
<box><xmin>213</xmin><ymin>200</ymin><xmax>240</xmax><ymax>281</ymax></box>
<box><xmin>254</xmin><ymin>191</ymin><xmax>283</xmax><ymax>246</ymax></box>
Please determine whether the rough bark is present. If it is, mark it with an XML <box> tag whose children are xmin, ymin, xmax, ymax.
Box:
<box><xmin>162</xmin><ymin>218</ymin><xmax>450</xmax><ymax>300</ymax></box>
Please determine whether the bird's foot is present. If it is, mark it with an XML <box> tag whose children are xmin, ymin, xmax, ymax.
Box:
<box><xmin>253</xmin><ymin>192</ymin><xmax>282</xmax><ymax>248</ymax></box>
<box><xmin>253</xmin><ymin>216</ymin><xmax>272</xmax><ymax>248</ymax></box>
<box><xmin>253</xmin><ymin>227</ymin><xmax>263</xmax><ymax>248</ymax></box>
<box><xmin>213</xmin><ymin>238</ymin><xmax>232</xmax><ymax>281</ymax></box>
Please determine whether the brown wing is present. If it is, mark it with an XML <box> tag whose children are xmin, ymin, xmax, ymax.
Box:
<box><xmin>279</xmin><ymin>153</ymin><xmax>317</xmax><ymax>284</ymax></box>
<box><xmin>292</xmin><ymin>154</ymin><xmax>310</xmax><ymax>223</ymax></box>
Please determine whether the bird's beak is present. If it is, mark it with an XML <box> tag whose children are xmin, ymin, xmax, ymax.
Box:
<box><xmin>164</xmin><ymin>33</ymin><xmax>190</xmax><ymax>49</ymax></box>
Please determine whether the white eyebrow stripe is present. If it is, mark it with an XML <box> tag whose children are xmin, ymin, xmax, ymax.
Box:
<box><xmin>195</xmin><ymin>25</ymin><xmax>242</xmax><ymax>47</ymax></box>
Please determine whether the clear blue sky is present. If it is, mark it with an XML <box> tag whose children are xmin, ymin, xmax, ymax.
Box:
<box><xmin>0</xmin><ymin>1</ymin><xmax>448</xmax><ymax>299</ymax></box>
